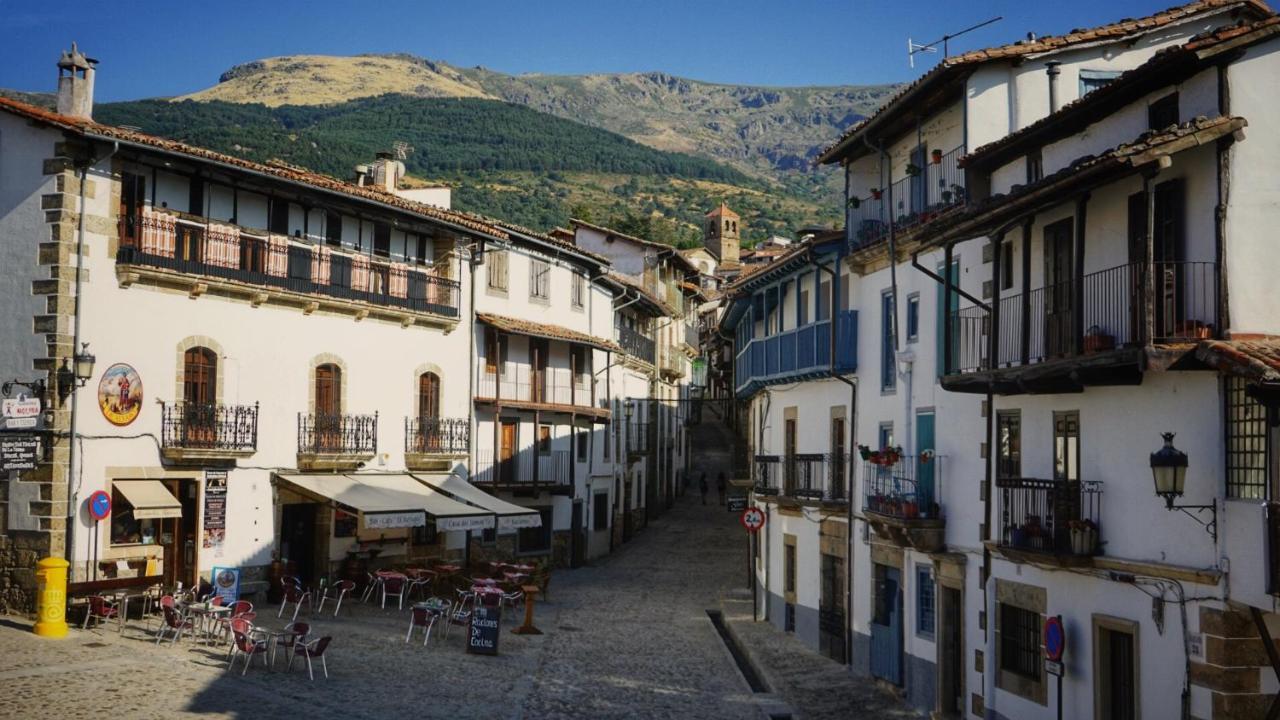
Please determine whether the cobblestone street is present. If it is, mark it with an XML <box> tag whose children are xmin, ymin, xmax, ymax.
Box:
<box><xmin>0</xmin><ymin>492</ymin><xmax>910</xmax><ymax>719</ymax></box>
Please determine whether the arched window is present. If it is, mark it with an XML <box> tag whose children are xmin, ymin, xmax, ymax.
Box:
<box><xmin>183</xmin><ymin>347</ymin><xmax>217</xmax><ymax>406</ymax></box>
<box><xmin>418</xmin><ymin>372</ymin><xmax>440</xmax><ymax>419</ymax></box>
<box><xmin>316</xmin><ymin>364</ymin><xmax>342</xmax><ymax>416</ymax></box>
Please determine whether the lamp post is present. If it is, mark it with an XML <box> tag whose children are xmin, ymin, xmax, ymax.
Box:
<box><xmin>1149</xmin><ymin>432</ymin><xmax>1216</xmax><ymax>540</ymax></box>
<box><xmin>56</xmin><ymin>342</ymin><xmax>96</xmax><ymax>404</ymax></box>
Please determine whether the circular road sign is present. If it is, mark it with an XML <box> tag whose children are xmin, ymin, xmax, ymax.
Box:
<box><xmin>87</xmin><ymin>490</ymin><xmax>111</xmax><ymax>521</ymax></box>
<box><xmin>740</xmin><ymin>507</ymin><xmax>766</xmax><ymax>532</ymax></box>
<box><xmin>1044</xmin><ymin>616</ymin><xmax>1066</xmax><ymax>662</ymax></box>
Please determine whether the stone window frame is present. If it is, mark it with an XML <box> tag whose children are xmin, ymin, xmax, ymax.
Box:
<box><xmin>411</xmin><ymin>362</ymin><xmax>445</xmax><ymax>418</ymax></box>
<box><xmin>308</xmin><ymin>353</ymin><xmax>350</xmax><ymax>415</ymax></box>
<box><xmin>174</xmin><ymin>336</ymin><xmax>226</xmax><ymax>404</ymax></box>
<box><xmin>783</xmin><ymin>533</ymin><xmax>798</xmax><ymax>605</ymax></box>
<box><xmin>995</xmin><ymin>578</ymin><xmax>1048</xmax><ymax>706</ymax></box>
<box><xmin>1092</xmin><ymin>614</ymin><xmax>1140</xmax><ymax>720</ymax></box>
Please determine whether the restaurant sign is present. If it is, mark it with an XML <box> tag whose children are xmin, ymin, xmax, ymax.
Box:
<box><xmin>211</xmin><ymin>566</ymin><xmax>241</xmax><ymax>604</ymax></box>
<box><xmin>1</xmin><ymin>395</ymin><xmax>43</xmax><ymax>431</ymax></box>
<box><xmin>467</xmin><ymin>605</ymin><xmax>501</xmax><ymax>655</ymax></box>
<box><xmin>436</xmin><ymin>514</ymin><xmax>496</xmax><ymax>533</ymax></box>
<box><xmin>0</xmin><ymin>434</ymin><xmax>40</xmax><ymax>472</ymax></box>
<box><xmin>363</xmin><ymin>511</ymin><xmax>426</xmax><ymax>530</ymax></box>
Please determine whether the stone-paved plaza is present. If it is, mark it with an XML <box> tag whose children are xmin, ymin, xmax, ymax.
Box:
<box><xmin>0</xmin><ymin>494</ymin><xmax>912</xmax><ymax>719</ymax></box>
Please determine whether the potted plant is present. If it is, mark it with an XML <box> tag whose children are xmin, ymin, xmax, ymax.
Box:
<box><xmin>858</xmin><ymin>444</ymin><xmax>873</xmax><ymax>461</ymax></box>
<box><xmin>931</xmin><ymin>148</ymin><xmax>944</xmax><ymax>165</ymax></box>
<box><xmin>903</xmin><ymin>500</ymin><xmax>919</xmax><ymax>518</ymax></box>
<box><xmin>1024</xmin><ymin>515</ymin><xmax>1043</xmax><ymax>542</ymax></box>
<box><xmin>1069</xmin><ymin>519</ymin><xmax>1099</xmax><ymax>555</ymax></box>
<box><xmin>906</xmin><ymin>162</ymin><xmax>923</xmax><ymax>177</ymax></box>
<box><xmin>870</xmin><ymin>187</ymin><xmax>883</xmax><ymax>200</ymax></box>
<box><xmin>847</xmin><ymin>196</ymin><xmax>862</xmax><ymax>209</ymax></box>
<box><xmin>1083</xmin><ymin>325</ymin><xmax>1116</xmax><ymax>354</ymax></box>
<box><xmin>941</xmin><ymin>189</ymin><xmax>953</xmax><ymax>203</ymax></box>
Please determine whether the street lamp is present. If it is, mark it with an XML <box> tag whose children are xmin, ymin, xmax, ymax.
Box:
<box><xmin>56</xmin><ymin>342</ymin><xmax>96</xmax><ymax>403</ymax></box>
<box><xmin>1149</xmin><ymin>432</ymin><xmax>1216</xmax><ymax>540</ymax></box>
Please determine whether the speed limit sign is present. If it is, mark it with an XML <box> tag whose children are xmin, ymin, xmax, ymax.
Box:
<box><xmin>740</xmin><ymin>507</ymin><xmax>765</xmax><ymax>532</ymax></box>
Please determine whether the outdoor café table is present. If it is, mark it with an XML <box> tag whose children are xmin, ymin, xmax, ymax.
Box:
<box><xmin>470</xmin><ymin>585</ymin><xmax>504</xmax><ymax>606</ymax></box>
<box><xmin>502</xmin><ymin>572</ymin><xmax>529</xmax><ymax>584</ymax></box>
<box><xmin>183</xmin><ymin>602</ymin><xmax>232</xmax><ymax>644</ymax></box>
<box><xmin>107</xmin><ymin>589</ymin><xmax>152</xmax><ymax>634</ymax></box>
<box><xmin>251</xmin><ymin>626</ymin><xmax>293</xmax><ymax>669</ymax></box>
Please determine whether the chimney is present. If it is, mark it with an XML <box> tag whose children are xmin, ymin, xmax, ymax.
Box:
<box><xmin>1045</xmin><ymin>61</ymin><xmax>1062</xmax><ymax>114</ymax></box>
<box><xmin>370</xmin><ymin>151</ymin><xmax>404</xmax><ymax>193</ymax></box>
<box><xmin>56</xmin><ymin>42</ymin><xmax>97</xmax><ymax>121</ymax></box>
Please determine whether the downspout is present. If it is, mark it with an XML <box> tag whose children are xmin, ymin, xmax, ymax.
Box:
<box><xmin>467</xmin><ymin>240</ymin><xmax>481</xmax><ymax>484</ymax></box>
<box><xmin>810</xmin><ymin>247</ymin><xmax>858</xmax><ymax>666</ymax></box>
<box><xmin>66</xmin><ymin>140</ymin><xmax>118</xmax><ymax>577</ymax></box>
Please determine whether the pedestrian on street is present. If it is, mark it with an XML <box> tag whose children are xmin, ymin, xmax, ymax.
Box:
<box><xmin>717</xmin><ymin>471</ymin><xmax>727</xmax><ymax>505</ymax></box>
<box><xmin>699</xmin><ymin>473</ymin><xmax>708</xmax><ymax>505</ymax></box>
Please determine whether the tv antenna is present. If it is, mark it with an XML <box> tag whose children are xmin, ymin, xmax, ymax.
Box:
<box><xmin>392</xmin><ymin>140</ymin><xmax>414</xmax><ymax>160</ymax></box>
<box><xmin>908</xmin><ymin>16</ymin><xmax>1002</xmax><ymax>68</ymax></box>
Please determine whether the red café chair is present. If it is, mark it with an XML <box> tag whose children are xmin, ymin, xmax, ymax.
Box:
<box><xmin>278</xmin><ymin>581</ymin><xmax>312</xmax><ymax>622</ymax></box>
<box><xmin>406</xmin><ymin>606</ymin><xmax>440</xmax><ymax>646</ymax></box>
<box><xmin>273</xmin><ymin>621</ymin><xmax>311</xmax><ymax>667</ymax></box>
<box><xmin>288</xmin><ymin>636</ymin><xmax>333</xmax><ymax>680</ymax></box>
<box><xmin>82</xmin><ymin>595</ymin><xmax>119</xmax><ymax>631</ymax></box>
<box><xmin>381</xmin><ymin>574</ymin><xmax>407</xmax><ymax>611</ymax></box>
<box><xmin>317</xmin><ymin>580</ymin><xmax>356</xmax><ymax>617</ymax></box>
<box><xmin>227</xmin><ymin>618</ymin><xmax>270</xmax><ymax>676</ymax></box>
<box><xmin>217</xmin><ymin>600</ymin><xmax>255</xmax><ymax>645</ymax></box>
<box><xmin>155</xmin><ymin>604</ymin><xmax>194</xmax><ymax>646</ymax></box>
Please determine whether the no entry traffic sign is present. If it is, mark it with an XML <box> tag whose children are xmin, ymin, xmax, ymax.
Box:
<box><xmin>1044</xmin><ymin>615</ymin><xmax>1065</xmax><ymax>662</ymax></box>
<box><xmin>740</xmin><ymin>506</ymin><xmax>765</xmax><ymax>532</ymax></box>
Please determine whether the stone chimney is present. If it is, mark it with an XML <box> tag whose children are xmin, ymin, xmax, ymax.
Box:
<box><xmin>370</xmin><ymin>151</ymin><xmax>405</xmax><ymax>193</ymax></box>
<box><xmin>56</xmin><ymin>42</ymin><xmax>97</xmax><ymax>121</ymax></box>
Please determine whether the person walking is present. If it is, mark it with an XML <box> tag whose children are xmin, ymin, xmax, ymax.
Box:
<box><xmin>699</xmin><ymin>473</ymin><xmax>709</xmax><ymax>505</ymax></box>
<box><xmin>716</xmin><ymin>471</ymin><xmax>727</xmax><ymax>505</ymax></box>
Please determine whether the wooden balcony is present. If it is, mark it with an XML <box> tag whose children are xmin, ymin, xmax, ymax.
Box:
<box><xmin>475</xmin><ymin>367</ymin><xmax>606</xmax><ymax>419</ymax></box>
<box><xmin>734</xmin><ymin>310</ymin><xmax>858</xmax><ymax>397</ymax></box>
<box><xmin>473</xmin><ymin>449</ymin><xmax>572</xmax><ymax>496</ymax></box>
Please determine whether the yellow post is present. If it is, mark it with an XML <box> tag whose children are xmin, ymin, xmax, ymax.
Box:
<box><xmin>33</xmin><ymin>557</ymin><xmax>69</xmax><ymax>638</ymax></box>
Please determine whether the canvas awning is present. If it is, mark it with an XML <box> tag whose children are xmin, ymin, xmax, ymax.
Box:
<box><xmin>413</xmin><ymin>472</ymin><xmax>543</xmax><ymax>530</ymax></box>
<box><xmin>114</xmin><ymin>480</ymin><xmax>182</xmax><ymax>520</ymax></box>
<box><xmin>275</xmin><ymin>473</ymin><xmax>494</xmax><ymax>532</ymax></box>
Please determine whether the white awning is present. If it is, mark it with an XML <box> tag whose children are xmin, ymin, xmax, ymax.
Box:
<box><xmin>276</xmin><ymin>474</ymin><xmax>494</xmax><ymax>532</ymax></box>
<box><xmin>114</xmin><ymin>480</ymin><xmax>182</xmax><ymax>520</ymax></box>
<box><xmin>414</xmin><ymin>472</ymin><xmax>543</xmax><ymax>530</ymax></box>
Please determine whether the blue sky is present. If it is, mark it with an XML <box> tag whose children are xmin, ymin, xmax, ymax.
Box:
<box><xmin>0</xmin><ymin>0</ymin><xmax>1192</xmax><ymax>101</ymax></box>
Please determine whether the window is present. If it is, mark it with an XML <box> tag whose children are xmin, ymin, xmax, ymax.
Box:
<box><xmin>936</xmin><ymin>260</ymin><xmax>959</xmax><ymax>378</ymax></box>
<box><xmin>188</xmin><ymin>177</ymin><xmax>205</xmax><ymax>216</ymax></box>
<box><xmin>1148</xmin><ymin>92</ymin><xmax>1179</xmax><ymax>130</ymax></box>
<box><xmin>817</xmin><ymin>276</ymin><xmax>831</xmax><ymax>321</ymax></box>
<box><xmin>906</xmin><ymin>293</ymin><xmax>920</xmax><ymax>343</ymax></box>
<box><xmin>373</xmin><ymin>222</ymin><xmax>391</xmax><ymax>258</ymax></box>
<box><xmin>830</xmin><ymin>416</ymin><xmax>846</xmax><ymax>499</ymax></box>
<box><xmin>571</xmin><ymin>273</ymin><xmax>585</xmax><ymax>308</ymax></box>
<box><xmin>916</xmin><ymin>565</ymin><xmax>935</xmax><ymax>638</ymax></box>
<box><xmin>999</xmin><ymin>603</ymin><xmax>1041</xmax><ymax>681</ymax></box>
<box><xmin>593</xmin><ymin>492</ymin><xmax>609</xmax><ymax>531</ymax></box>
<box><xmin>1226</xmin><ymin>376</ymin><xmax>1268</xmax><ymax>499</ymax></box>
<box><xmin>878</xmin><ymin>423</ymin><xmax>894</xmax><ymax>451</ymax></box>
<box><xmin>109</xmin><ymin>486</ymin><xmax>157</xmax><ymax>546</ymax></box>
<box><xmin>517</xmin><ymin>506</ymin><xmax>553</xmax><ymax>553</ymax></box>
<box><xmin>487</xmin><ymin>249</ymin><xmax>509</xmax><ymax>291</ymax></box>
<box><xmin>881</xmin><ymin>291</ymin><xmax>896</xmax><ymax>391</ymax></box>
<box><xmin>1054</xmin><ymin>411</ymin><xmax>1079</xmax><ymax>483</ymax></box>
<box><xmin>530</xmin><ymin>259</ymin><xmax>550</xmax><ymax>300</ymax></box>
<box><xmin>784</xmin><ymin>541</ymin><xmax>797</xmax><ymax>594</ymax></box>
<box><xmin>1001</xmin><ymin>240</ymin><xmax>1015</xmax><ymax>291</ymax></box>
<box><xmin>576</xmin><ymin>428</ymin><xmax>588</xmax><ymax>462</ymax></box>
<box><xmin>183</xmin><ymin>347</ymin><xmax>217</xmax><ymax>405</ymax></box>
<box><xmin>538</xmin><ymin>425</ymin><xmax>552</xmax><ymax>455</ymax></box>
<box><xmin>1079</xmin><ymin>70</ymin><xmax>1121</xmax><ymax>96</ymax></box>
<box><xmin>1027</xmin><ymin>150</ymin><xmax>1044</xmax><ymax>183</ymax></box>
<box><xmin>996</xmin><ymin>411</ymin><xmax>1022</xmax><ymax>480</ymax></box>
<box><xmin>325</xmin><ymin>212</ymin><xmax>342</xmax><ymax>247</ymax></box>
<box><xmin>417</xmin><ymin>372</ymin><xmax>440</xmax><ymax>419</ymax></box>
<box><xmin>799</xmin><ymin>285</ymin><xmax>810</xmax><ymax>326</ymax></box>
<box><xmin>315</xmin><ymin>364</ymin><xmax>341</xmax><ymax>416</ymax></box>
<box><xmin>268</xmin><ymin>198</ymin><xmax>289</xmax><ymax>235</ymax></box>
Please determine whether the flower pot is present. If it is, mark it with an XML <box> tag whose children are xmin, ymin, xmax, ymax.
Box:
<box><xmin>931</xmin><ymin>149</ymin><xmax>943</xmax><ymax>165</ymax></box>
<box><xmin>870</xmin><ymin>189</ymin><xmax>882</xmax><ymax>200</ymax></box>
<box><xmin>904</xmin><ymin>501</ymin><xmax>919</xmax><ymax>518</ymax></box>
<box><xmin>1070</xmin><ymin>527</ymin><xmax>1097</xmax><ymax>555</ymax></box>
<box><xmin>1011</xmin><ymin>527</ymin><xmax>1027</xmax><ymax>547</ymax></box>
<box><xmin>1083</xmin><ymin>333</ymin><xmax>1115</xmax><ymax>354</ymax></box>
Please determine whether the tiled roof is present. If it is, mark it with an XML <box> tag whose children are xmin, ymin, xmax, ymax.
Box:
<box><xmin>1196</xmin><ymin>338</ymin><xmax>1280</xmax><ymax>382</ymax></box>
<box><xmin>492</xmin><ymin>218</ymin><xmax>610</xmax><ymax>265</ymax></box>
<box><xmin>476</xmin><ymin>313</ymin><xmax>622</xmax><ymax>353</ymax></box>
<box><xmin>602</xmin><ymin>270</ymin><xmax>678</xmax><ymax>317</ymax></box>
<box><xmin>963</xmin><ymin>15</ymin><xmax>1280</xmax><ymax>169</ymax></box>
<box><xmin>706</xmin><ymin>203</ymin><xmax>739</xmax><ymax>218</ymax></box>
<box><xmin>915</xmin><ymin>115</ymin><xmax>1246</xmax><ymax>249</ymax></box>
<box><xmin>568</xmin><ymin>218</ymin><xmax>700</xmax><ymax>274</ymax></box>
<box><xmin>0</xmin><ymin>97</ymin><xmax>516</xmax><ymax>241</ymax></box>
<box><xmin>816</xmin><ymin>0</ymin><xmax>1271</xmax><ymax>165</ymax></box>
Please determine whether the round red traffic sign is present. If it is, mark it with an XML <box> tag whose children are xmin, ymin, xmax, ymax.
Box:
<box><xmin>740</xmin><ymin>507</ymin><xmax>765</xmax><ymax>532</ymax></box>
<box><xmin>87</xmin><ymin>490</ymin><xmax>111</xmax><ymax>521</ymax></box>
<box><xmin>1043</xmin><ymin>616</ymin><xmax>1065</xmax><ymax>662</ymax></box>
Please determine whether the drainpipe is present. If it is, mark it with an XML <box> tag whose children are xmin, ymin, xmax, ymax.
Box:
<box><xmin>809</xmin><ymin>248</ymin><xmax>858</xmax><ymax>666</ymax></box>
<box><xmin>1046</xmin><ymin>62</ymin><xmax>1062</xmax><ymax>115</ymax></box>
<box><xmin>65</xmin><ymin>140</ymin><xmax>117</xmax><ymax>579</ymax></box>
<box><xmin>467</xmin><ymin>240</ymin><xmax>480</xmax><ymax>485</ymax></box>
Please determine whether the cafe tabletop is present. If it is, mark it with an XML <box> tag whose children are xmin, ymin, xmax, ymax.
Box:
<box><xmin>471</xmin><ymin>585</ymin><xmax>504</xmax><ymax>596</ymax></box>
<box><xmin>435</xmin><ymin>564</ymin><xmax>461</xmax><ymax>573</ymax></box>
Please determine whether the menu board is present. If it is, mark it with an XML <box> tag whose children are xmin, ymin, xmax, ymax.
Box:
<box><xmin>467</xmin><ymin>605</ymin><xmax>501</xmax><ymax>655</ymax></box>
<box><xmin>202</xmin><ymin>471</ymin><xmax>227</xmax><ymax>552</ymax></box>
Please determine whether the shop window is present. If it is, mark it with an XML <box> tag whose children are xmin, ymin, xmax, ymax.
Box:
<box><xmin>109</xmin><ymin>487</ymin><xmax>157</xmax><ymax>546</ymax></box>
<box><xmin>517</xmin><ymin>506</ymin><xmax>553</xmax><ymax>553</ymax></box>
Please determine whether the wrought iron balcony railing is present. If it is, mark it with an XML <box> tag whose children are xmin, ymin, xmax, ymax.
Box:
<box><xmin>297</xmin><ymin>412</ymin><xmax>378</xmax><ymax>455</ymax></box>
<box><xmin>997</xmin><ymin>477</ymin><xmax>1103</xmax><ymax>557</ymax></box>
<box><xmin>847</xmin><ymin>144</ymin><xmax>966</xmax><ymax>248</ymax></box>
<box><xmin>862</xmin><ymin>455</ymin><xmax>942</xmax><ymax>521</ymax></box>
<box><xmin>405</xmin><ymin>416</ymin><xmax>470</xmax><ymax>455</ymax></box>
<box><xmin>161</xmin><ymin>401</ymin><xmax>258</xmax><ymax>453</ymax></box>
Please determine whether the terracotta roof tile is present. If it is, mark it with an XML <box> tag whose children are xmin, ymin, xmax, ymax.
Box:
<box><xmin>816</xmin><ymin>0</ymin><xmax>1270</xmax><ymax>164</ymax></box>
<box><xmin>1197</xmin><ymin>338</ymin><xmax>1280</xmax><ymax>382</ymax></box>
<box><xmin>706</xmin><ymin>203</ymin><xmax>739</xmax><ymax>218</ymax></box>
<box><xmin>477</xmin><ymin>312</ymin><xmax>621</xmax><ymax>353</ymax></box>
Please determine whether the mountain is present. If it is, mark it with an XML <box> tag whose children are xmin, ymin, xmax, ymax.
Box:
<box><xmin>179</xmin><ymin>54</ymin><xmax>899</xmax><ymax>182</ymax></box>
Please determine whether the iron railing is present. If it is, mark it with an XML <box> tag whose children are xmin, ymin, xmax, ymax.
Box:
<box><xmin>997</xmin><ymin>478</ymin><xmax>1103</xmax><ymax>556</ymax></box>
<box><xmin>404</xmin><ymin>416</ymin><xmax>470</xmax><ymax>454</ymax></box>
<box><xmin>734</xmin><ymin>310</ymin><xmax>858</xmax><ymax>395</ymax></box>
<box><xmin>862</xmin><ymin>455</ymin><xmax>942</xmax><ymax>520</ymax></box>
<box><xmin>161</xmin><ymin>401</ymin><xmax>258</xmax><ymax>452</ymax></box>
<box><xmin>476</xmin><ymin>367</ymin><xmax>596</xmax><ymax>407</ymax></box>
<box><xmin>616</xmin><ymin>324</ymin><xmax>656</xmax><ymax>364</ymax></box>
<box><xmin>846</xmin><ymin>145</ymin><xmax>966</xmax><ymax>247</ymax></box>
<box><xmin>297</xmin><ymin>412</ymin><xmax>378</xmax><ymax>455</ymax></box>
<box><xmin>473</xmin><ymin>449</ymin><xmax>571</xmax><ymax>486</ymax></box>
<box><xmin>783</xmin><ymin>453</ymin><xmax>850</xmax><ymax>501</ymax></box>
<box><xmin>948</xmin><ymin>261</ymin><xmax>1218</xmax><ymax>374</ymax></box>
<box><xmin>118</xmin><ymin>209</ymin><xmax>460</xmax><ymax>317</ymax></box>
<box><xmin>754</xmin><ymin>455</ymin><xmax>781</xmax><ymax>495</ymax></box>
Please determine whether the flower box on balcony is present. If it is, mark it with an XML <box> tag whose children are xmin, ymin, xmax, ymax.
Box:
<box><xmin>1083</xmin><ymin>331</ymin><xmax>1115</xmax><ymax>354</ymax></box>
<box><xmin>1068</xmin><ymin>520</ymin><xmax>1099</xmax><ymax>555</ymax></box>
<box><xmin>1175</xmin><ymin>320</ymin><xmax>1213</xmax><ymax>340</ymax></box>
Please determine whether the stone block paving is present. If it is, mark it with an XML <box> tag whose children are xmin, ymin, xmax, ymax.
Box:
<box><xmin>0</xmin><ymin>491</ymin><xmax>914</xmax><ymax>719</ymax></box>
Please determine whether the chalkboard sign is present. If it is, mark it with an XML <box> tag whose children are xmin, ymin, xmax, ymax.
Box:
<box><xmin>0</xmin><ymin>434</ymin><xmax>39</xmax><ymax>471</ymax></box>
<box><xmin>467</xmin><ymin>605</ymin><xmax>501</xmax><ymax>655</ymax></box>
<box><xmin>727</xmin><ymin>496</ymin><xmax>748</xmax><ymax>513</ymax></box>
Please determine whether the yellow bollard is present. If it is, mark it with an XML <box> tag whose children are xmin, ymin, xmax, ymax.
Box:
<box><xmin>33</xmin><ymin>557</ymin><xmax>69</xmax><ymax>638</ymax></box>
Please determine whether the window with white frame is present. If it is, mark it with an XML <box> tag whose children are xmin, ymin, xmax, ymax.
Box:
<box><xmin>530</xmin><ymin>259</ymin><xmax>550</xmax><ymax>300</ymax></box>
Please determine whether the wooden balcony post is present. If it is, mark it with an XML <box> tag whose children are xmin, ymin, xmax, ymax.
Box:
<box><xmin>1020</xmin><ymin>221</ymin><xmax>1032</xmax><ymax>365</ymax></box>
<box><xmin>1143</xmin><ymin>175</ymin><xmax>1156</xmax><ymax>344</ymax></box>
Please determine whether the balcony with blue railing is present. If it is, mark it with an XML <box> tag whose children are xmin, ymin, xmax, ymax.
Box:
<box><xmin>846</xmin><ymin>144</ymin><xmax>966</xmax><ymax>249</ymax></box>
<box><xmin>734</xmin><ymin>310</ymin><xmax>857</xmax><ymax>397</ymax></box>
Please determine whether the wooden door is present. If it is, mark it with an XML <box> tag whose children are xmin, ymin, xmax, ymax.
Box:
<box><xmin>530</xmin><ymin>340</ymin><xmax>548</xmax><ymax>403</ymax></box>
<box><xmin>784</xmin><ymin>418</ymin><xmax>797</xmax><ymax>494</ymax></box>
<box><xmin>1043</xmin><ymin>219</ymin><xmax>1075</xmax><ymax>357</ymax></box>
<box><xmin>941</xmin><ymin>587</ymin><xmax>964</xmax><ymax>715</ymax></box>
<box><xmin>119</xmin><ymin>172</ymin><xmax>146</xmax><ymax>248</ymax></box>
<box><xmin>1153</xmin><ymin>180</ymin><xmax>1185</xmax><ymax>338</ymax></box>
<box><xmin>315</xmin><ymin>364</ymin><xmax>341</xmax><ymax>451</ymax></box>
<box><xmin>870</xmin><ymin>565</ymin><xmax>904</xmax><ymax>684</ymax></box>
<box><xmin>164</xmin><ymin>479</ymin><xmax>197</xmax><ymax>589</ymax></box>
<box><xmin>182</xmin><ymin>348</ymin><xmax>217</xmax><ymax>446</ymax></box>
<box><xmin>418</xmin><ymin>372</ymin><xmax>440</xmax><ymax>419</ymax></box>
<box><xmin>499</xmin><ymin>421</ymin><xmax>517</xmax><ymax>484</ymax></box>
